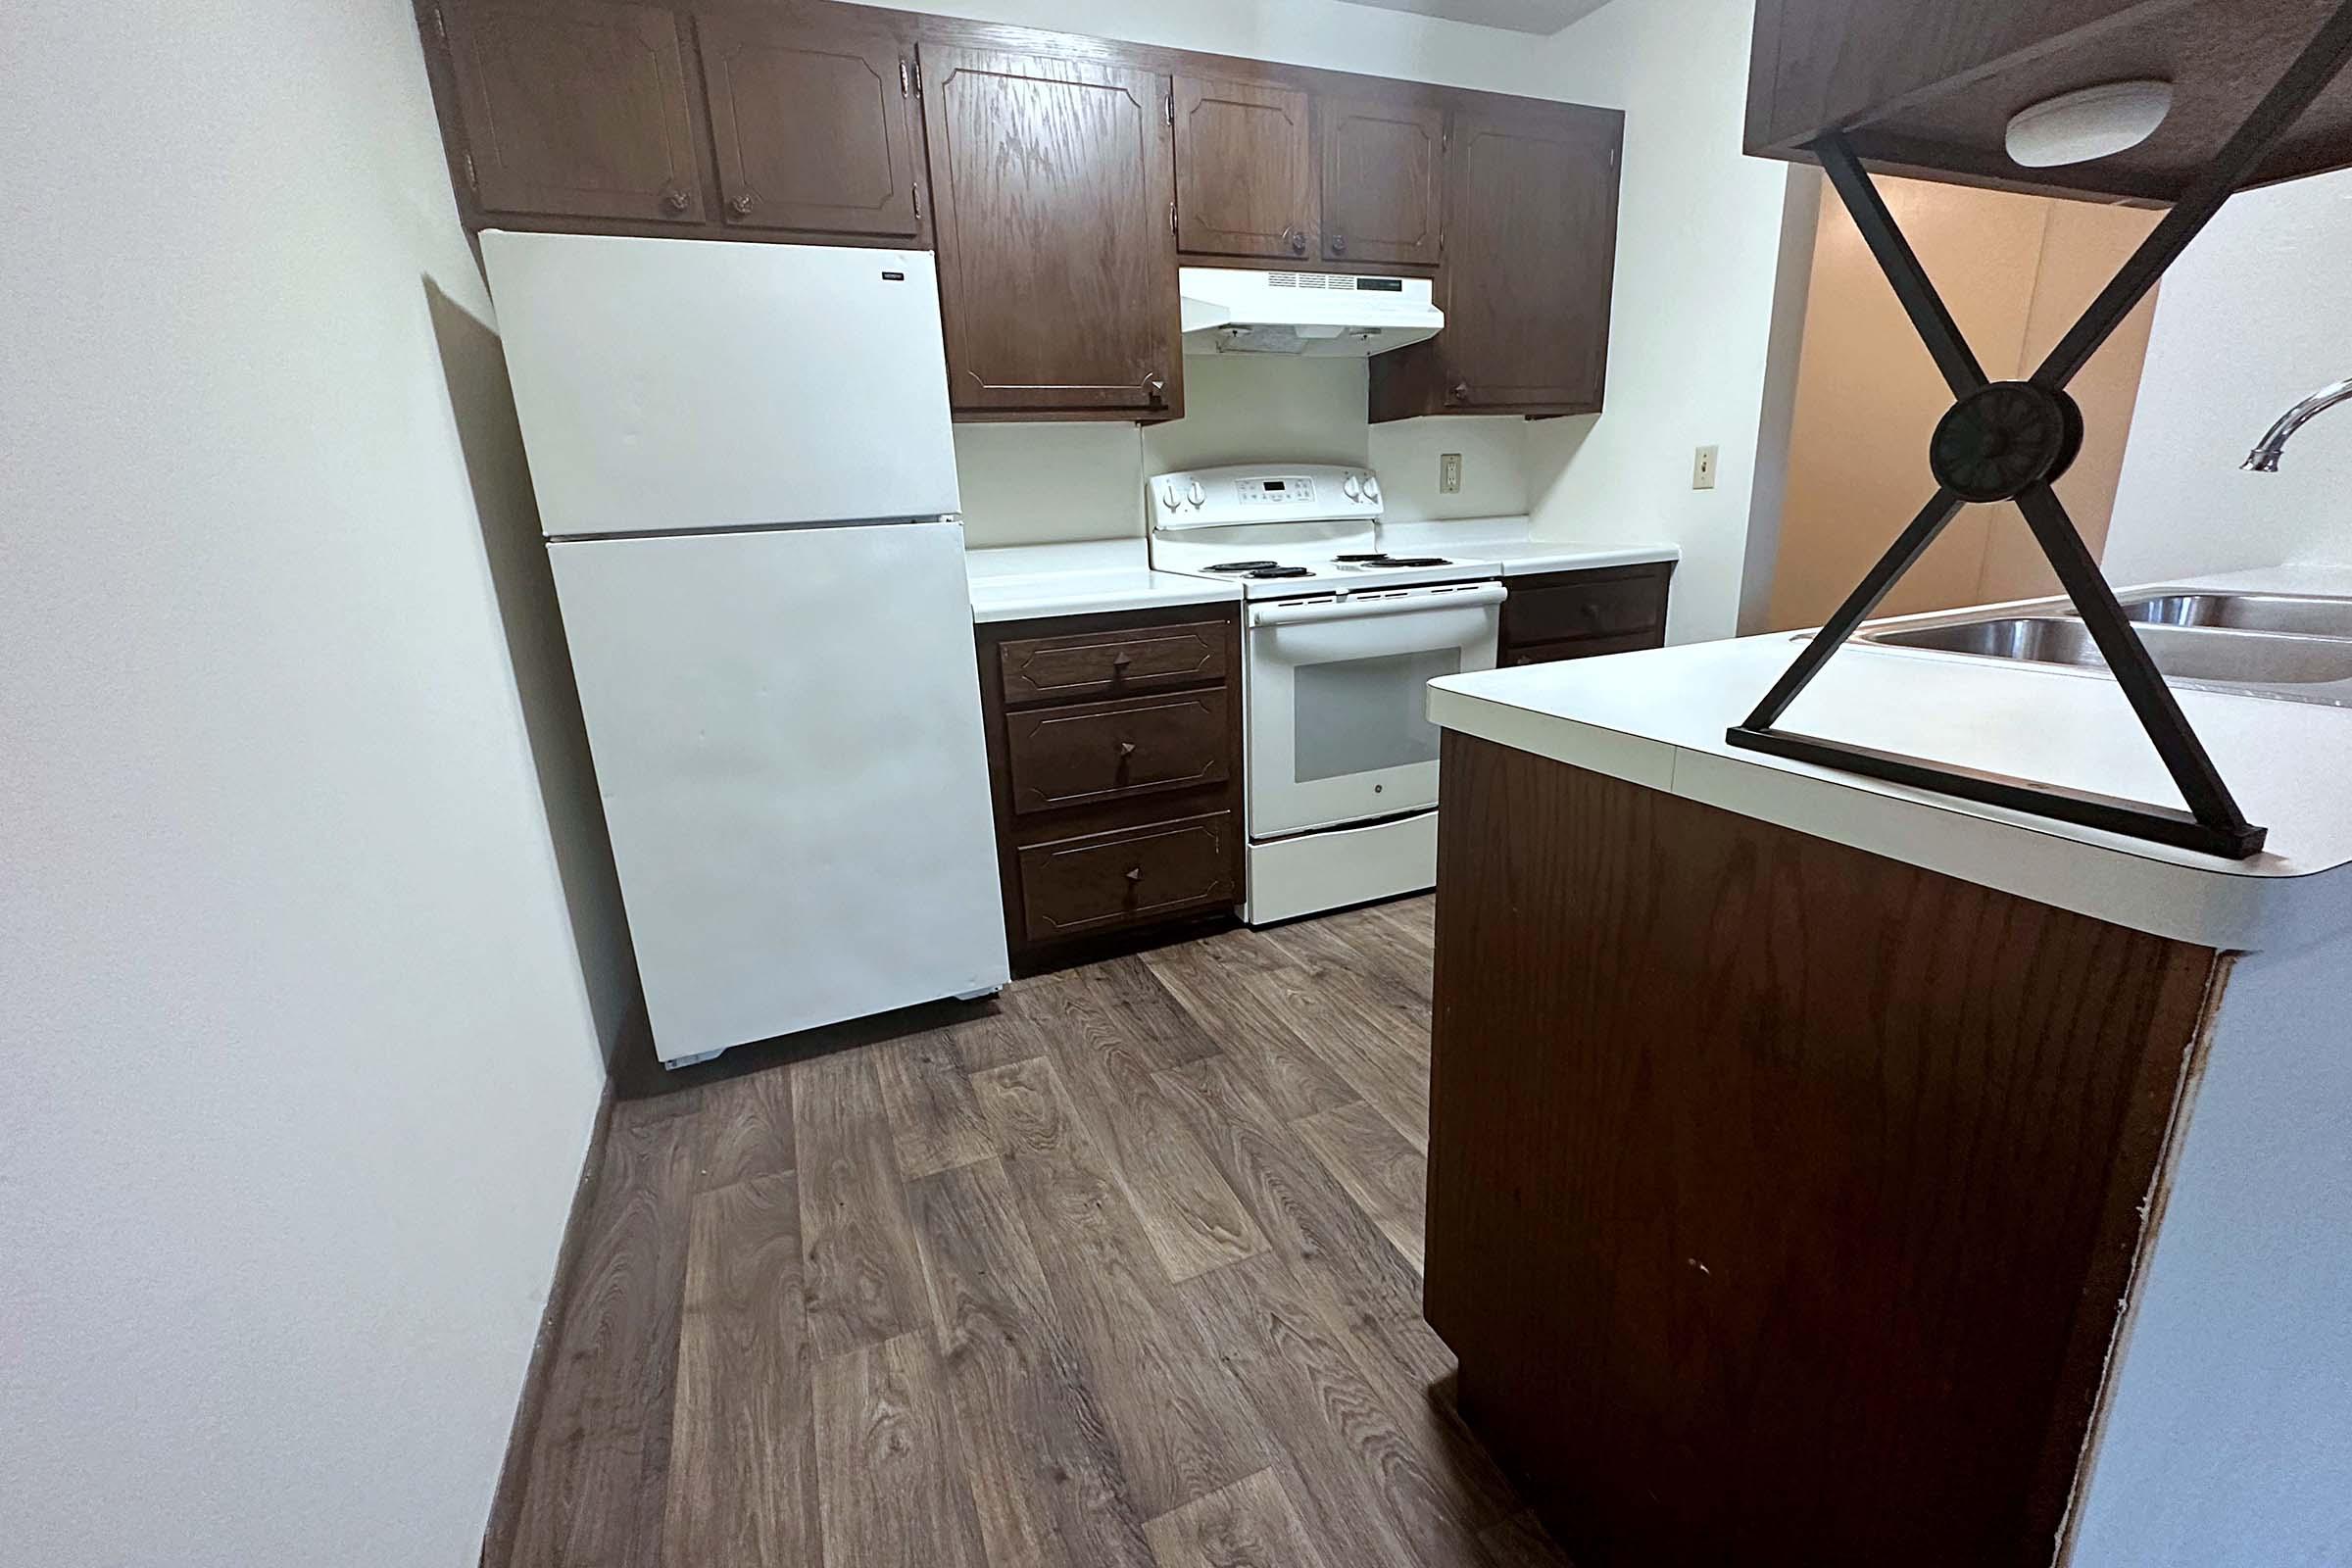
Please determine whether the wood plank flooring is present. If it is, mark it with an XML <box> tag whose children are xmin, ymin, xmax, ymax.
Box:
<box><xmin>486</xmin><ymin>897</ymin><xmax>1572</xmax><ymax>1568</ymax></box>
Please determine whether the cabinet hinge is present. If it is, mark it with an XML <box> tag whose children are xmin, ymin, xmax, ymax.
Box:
<box><xmin>463</xmin><ymin>150</ymin><xmax>478</xmax><ymax>193</ymax></box>
<box><xmin>913</xmin><ymin>180</ymin><xmax>923</xmax><ymax>221</ymax></box>
<box><xmin>430</xmin><ymin>4</ymin><xmax>447</xmax><ymax>42</ymax></box>
<box><xmin>1166</xmin><ymin>93</ymin><xmax>1175</xmax><ymax>128</ymax></box>
<box><xmin>1169</xmin><ymin>200</ymin><xmax>1178</xmax><ymax>237</ymax></box>
<box><xmin>900</xmin><ymin>57</ymin><xmax>910</xmax><ymax>97</ymax></box>
<box><xmin>1609</xmin><ymin>144</ymin><xmax>1619</xmax><ymax>169</ymax></box>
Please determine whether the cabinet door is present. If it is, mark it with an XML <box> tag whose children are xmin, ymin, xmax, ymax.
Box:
<box><xmin>1319</xmin><ymin>97</ymin><xmax>1445</xmax><ymax>268</ymax></box>
<box><xmin>443</xmin><ymin>0</ymin><xmax>705</xmax><ymax>223</ymax></box>
<box><xmin>1442</xmin><ymin>106</ymin><xmax>1622</xmax><ymax>414</ymax></box>
<box><xmin>695</xmin><ymin>14</ymin><xmax>923</xmax><ymax>240</ymax></box>
<box><xmin>1173</xmin><ymin>75</ymin><xmax>1316</xmax><ymax>262</ymax></box>
<box><xmin>921</xmin><ymin>46</ymin><xmax>1181</xmax><ymax>417</ymax></box>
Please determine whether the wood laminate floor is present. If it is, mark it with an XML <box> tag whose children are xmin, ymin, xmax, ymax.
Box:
<box><xmin>486</xmin><ymin>897</ymin><xmax>1572</xmax><ymax>1568</ymax></box>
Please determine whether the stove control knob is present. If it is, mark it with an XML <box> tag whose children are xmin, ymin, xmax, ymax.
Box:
<box><xmin>1343</xmin><ymin>474</ymin><xmax>1362</xmax><ymax>501</ymax></box>
<box><xmin>1363</xmin><ymin>475</ymin><xmax>1382</xmax><ymax>503</ymax></box>
<box><xmin>1159</xmin><ymin>481</ymin><xmax>1181</xmax><ymax>511</ymax></box>
<box><xmin>1188</xmin><ymin>480</ymin><xmax>1207</xmax><ymax>508</ymax></box>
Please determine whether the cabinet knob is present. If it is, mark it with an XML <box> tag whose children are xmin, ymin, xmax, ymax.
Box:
<box><xmin>728</xmin><ymin>192</ymin><xmax>758</xmax><ymax>217</ymax></box>
<box><xmin>1125</xmin><ymin>865</ymin><xmax>1144</xmax><ymax>883</ymax></box>
<box><xmin>1146</xmin><ymin>373</ymin><xmax>1167</xmax><ymax>402</ymax></box>
<box><xmin>1447</xmin><ymin>381</ymin><xmax>1471</xmax><ymax>405</ymax></box>
<box><xmin>1330</xmin><ymin>231</ymin><xmax>1348</xmax><ymax>256</ymax></box>
<box><xmin>660</xmin><ymin>186</ymin><xmax>691</xmax><ymax>214</ymax></box>
<box><xmin>1286</xmin><ymin>226</ymin><xmax>1308</xmax><ymax>256</ymax></box>
<box><xmin>1117</xmin><ymin>740</ymin><xmax>1138</xmax><ymax>759</ymax></box>
<box><xmin>1112</xmin><ymin>651</ymin><xmax>1133</xmax><ymax>668</ymax></box>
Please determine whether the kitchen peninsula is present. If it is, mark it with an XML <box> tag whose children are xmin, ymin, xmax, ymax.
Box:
<box><xmin>1419</xmin><ymin>570</ymin><xmax>2352</xmax><ymax>1568</ymax></box>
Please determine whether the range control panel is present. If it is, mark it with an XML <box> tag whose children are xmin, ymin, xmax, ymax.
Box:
<box><xmin>1149</xmin><ymin>463</ymin><xmax>1383</xmax><ymax>530</ymax></box>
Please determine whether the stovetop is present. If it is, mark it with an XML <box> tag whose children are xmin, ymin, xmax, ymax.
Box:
<box><xmin>1147</xmin><ymin>464</ymin><xmax>1503</xmax><ymax>599</ymax></box>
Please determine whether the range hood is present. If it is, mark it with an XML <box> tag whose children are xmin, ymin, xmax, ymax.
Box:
<box><xmin>1179</xmin><ymin>267</ymin><xmax>1444</xmax><ymax>358</ymax></box>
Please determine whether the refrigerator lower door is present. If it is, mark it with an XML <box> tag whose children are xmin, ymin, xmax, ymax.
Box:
<box><xmin>550</xmin><ymin>520</ymin><xmax>1008</xmax><ymax>1063</ymax></box>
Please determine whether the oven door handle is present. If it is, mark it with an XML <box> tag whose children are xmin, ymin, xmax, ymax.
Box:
<box><xmin>1248</xmin><ymin>583</ymin><xmax>1506</xmax><ymax>628</ymax></box>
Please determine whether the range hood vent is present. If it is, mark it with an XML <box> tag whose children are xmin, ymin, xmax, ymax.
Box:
<box><xmin>1179</xmin><ymin>267</ymin><xmax>1444</xmax><ymax>358</ymax></box>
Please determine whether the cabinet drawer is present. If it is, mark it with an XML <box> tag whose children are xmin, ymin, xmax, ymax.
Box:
<box><xmin>998</xmin><ymin>620</ymin><xmax>1229</xmax><ymax>704</ymax></box>
<box><xmin>1016</xmin><ymin>812</ymin><xmax>1237</xmax><ymax>943</ymax></box>
<box><xmin>1007</xmin><ymin>690</ymin><xmax>1231</xmax><ymax>814</ymax></box>
<box><xmin>1501</xmin><ymin>568</ymin><xmax>1669</xmax><ymax>646</ymax></box>
<box><xmin>1501</xmin><ymin>628</ymin><xmax>1664</xmax><ymax>667</ymax></box>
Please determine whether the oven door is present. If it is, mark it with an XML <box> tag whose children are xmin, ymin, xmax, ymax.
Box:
<box><xmin>1245</xmin><ymin>582</ymin><xmax>1504</xmax><ymax>838</ymax></box>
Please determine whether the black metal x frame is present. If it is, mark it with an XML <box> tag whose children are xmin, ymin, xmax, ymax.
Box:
<box><xmin>1726</xmin><ymin>0</ymin><xmax>2352</xmax><ymax>860</ymax></box>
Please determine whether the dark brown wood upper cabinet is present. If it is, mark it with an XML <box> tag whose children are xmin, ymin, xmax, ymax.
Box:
<box><xmin>441</xmin><ymin>0</ymin><xmax>705</xmax><ymax>223</ymax></box>
<box><xmin>920</xmin><ymin>44</ymin><xmax>1182</xmax><ymax>419</ymax></box>
<box><xmin>695</xmin><ymin>14</ymin><xmax>924</xmax><ymax>240</ymax></box>
<box><xmin>1442</xmin><ymin>106</ymin><xmax>1621</xmax><ymax>413</ymax></box>
<box><xmin>1318</xmin><ymin>97</ymin><xmax>1445</xmax><ymax>268</ymax></box>
<box><xmin>1172</xmin><ymin>75</ymin><xmax>1317</xmax><ymax>261</ymax></box>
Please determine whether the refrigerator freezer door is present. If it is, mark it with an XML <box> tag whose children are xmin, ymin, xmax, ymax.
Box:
<box><xmin>550</xmin><ymin>521</ymin><xmax>1008</xmax><ymax>1062</ymax></box>
<box><xmin>483</xmin><ymin>230</ymin><xmax>961</xmax><ymax>536</ymax></box>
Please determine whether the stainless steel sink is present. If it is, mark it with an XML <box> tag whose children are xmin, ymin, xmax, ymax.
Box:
<box><xmin>1855</xmin><ymin>600</ymin><xmax>2352</xmax><ymax>706</ymax></box>
<box><xmin>2119</xmin><ymin>590</ymin><xmax>2352</xmax><ymax>639</ymax></box>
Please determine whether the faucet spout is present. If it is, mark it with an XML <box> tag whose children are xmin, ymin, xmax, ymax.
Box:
<box><xmin>2244</xmin><ymin>376</ymin><xmax>2352</xmax><ymax>471</ymax></box>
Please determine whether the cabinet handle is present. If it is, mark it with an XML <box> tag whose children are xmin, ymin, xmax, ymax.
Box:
<box><xmin>1330</xmin><ymin>231</ymin><xmax>1348</xmax><ymax>255</ymax></box>
<box><xmin>1125</xmin><ymin>865</ymin><xmax>1144</xmax><ymax>883</ymax></box>
<box><xmin>1286</xmin><ymin>226</ymin><xmax>1308</xmax><ymax>256</ymax></box>
<box><xmin>727</xmin><ymin>192</ymin><xmax>758</xmax><ymax>218</ymax></box>
<box><xmin>660</xmin><ymin>186</ymin><xmax>690</xmax><ymax>214</ymax></box>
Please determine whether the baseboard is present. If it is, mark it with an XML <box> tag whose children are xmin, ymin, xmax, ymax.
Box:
<box><xmin>477</xmin><ymin>1014</ymin><xmax>634</xmax><ymax>1567</ymax></box>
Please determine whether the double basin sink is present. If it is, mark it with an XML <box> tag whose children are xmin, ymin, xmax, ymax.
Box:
<box><xmin>1857</xmin><ymin>591</ymin><xmax>2352</xmax><ymax>707</ymax></box>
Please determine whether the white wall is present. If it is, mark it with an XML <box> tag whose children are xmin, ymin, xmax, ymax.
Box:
<box><xmin>908</xmin><ymin>0</ymin><xmax>1807</xmax><ymax>647</ymax></box>
<box><xmin>2102</xmin><ymin>170</ymin><xmax>2352</xmax><ymax>582</ymax></box>
<box><xmin>1</xmin><ymin>1</ymin><xmax>628</xmax><ymax>1562</ymax></box>
<box><xmin>1523</xmin><ymin>0</ymin><xmax>1810</xmax><ymax>643</ymax></box>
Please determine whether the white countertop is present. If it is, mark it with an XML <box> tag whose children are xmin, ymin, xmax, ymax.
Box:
<box><xmin>1378</xmin><ymin>517</ymin><xmax>1680</xmax><ymax>577</ymax></box>
<box><xmin>1428</xmin><ymin>565</ymin><xmax>2352</xmax><ymax>952</ymax></box>
<box><xmin>964</xmin><ymin>538</ymin><xmax>1240</xmax><ymax>623</ymax></box>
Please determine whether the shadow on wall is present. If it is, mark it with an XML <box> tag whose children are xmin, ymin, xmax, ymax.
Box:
<box><xmin>424</xmin><ymin>278</ymin><xmax>642</xmax><ymax>1064</ymax></box>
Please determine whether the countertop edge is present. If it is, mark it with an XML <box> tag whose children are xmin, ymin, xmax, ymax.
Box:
<box><xmin>1428</xmin><ymin>683</ymin><xmax>2319</xmax><ymax>953</ymax></box>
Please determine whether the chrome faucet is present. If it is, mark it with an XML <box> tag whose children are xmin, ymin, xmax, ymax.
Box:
<box><xmin>2243</xmin><ymin>376</ymin><xmax>2352</xmax><ymax>471</ymax></box>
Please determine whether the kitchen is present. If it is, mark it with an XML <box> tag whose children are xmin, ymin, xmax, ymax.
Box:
<box><xmin>6</xmin><ymin>1</ymin><xmax>2348</xmax><ymax>1566</ymax></box>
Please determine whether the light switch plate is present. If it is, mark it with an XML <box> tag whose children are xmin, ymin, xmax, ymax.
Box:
<box><xmin>1440</xmin><ymin>452</ymin><xmax>1463</xmax><ymax>495</ymax></box>
<box><xmin>1692</xmin><ymin>445</ymin><xmax>1719</xmax><ymax>490</ymax></box>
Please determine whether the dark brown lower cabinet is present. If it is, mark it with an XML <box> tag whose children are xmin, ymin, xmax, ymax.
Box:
<box><xmin>1426</xmin><ymin>735</ymin><xmax>2223</xmax><ymax>1568</ymax></box>
<box><xmin>1497</xmin><ymin>561</ymin><xmax>1672</xmax><ymax>666</ymax></box>
<box><xmin>977</xmin><ymin>605</ymin><xmax>1245</xmax><ymax>969</ymax></box>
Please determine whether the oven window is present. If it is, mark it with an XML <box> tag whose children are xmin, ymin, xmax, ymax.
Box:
<box><xmin>1293</xmin><ymin>649</ymin><xmax>1463</xmax><ymax>782</ymax></box>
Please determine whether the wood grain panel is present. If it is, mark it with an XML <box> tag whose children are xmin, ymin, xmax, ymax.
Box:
<box><xmin>1017</xmin><ymin>813</ymin><xmax>1239</xmax><ymax>944</ymax></box>
<box><xmin>443</xmin><ymin>0</ymin><xmax>704</xmax><ymax>222</ymax></box>
<box><xmin>692</xmin><ymin>1061</ymin><xmax>793</xmax><ymax>1193</ymax></box>
<box><xmin>1144</xmin><ymin>1465</ymin><xmax>1338</xmax><ymax>1568</ymax></box>
<box><xmin>1239</xmin><ymin>963</ymin><xmax>1429</xmax><ymax>1152</ymax></box>
<box><xmin>972</xmin><ymin>1057</ymin><xmax>1269</xmax><ymax>1517</ymax></box>
<box><xmin>1425</xmin><ymin>734</ymin><xmax>2220</xmax><ymax>1568</ymax></box>
<box><xmin>909</xmin><ymin>1157</ymin><xmax>1157</xmax><ymax>1568</ymax></box>
<box><xmin>1006</xmin><ymin>689</ymin><xmax>1232</xmax><ymax>815</ymax></box>
<box><xmin>1319</xmin><ymin>97</ymin><xmax>1445</xmax><ymax>268</ymax></box>
<box><xmin>1174</xmin><ymin>75</ymin><xmax>1317</xmax><ymax>260</ymax></box>
<box><xmin>662</xmin><ymin>1173</ymin><xmax>814</xmax><ymax>1568</ymax></box>
<box><xmin>873</xmin><ymin>1025</ymin><xmax>999</xmax><ymax>1180</ymax></box>
<box><xmin>811</xmin><ymin>1330</ymin><xmax>988</xmax><ymax>1568</ymax></box>
<box><xmin>697</xmin><ymin>13</ymin><xmax>923</xmax><ymax>239</ymax></box>
<box><xmin>1141</xmin><ymin>940</ymin><xmax>1361</xmax><ymax>1123</ymax></box>
<box><xmin>792</xmin><ymin>1051</ymin><xmax>932</xmax><ymax>1358</ymax></box>
<box><xmin>1497</xmin><ymin>564</ymin><xmax>1670</xmax><ymax>648</ymax></box>
<box><xmin>921</xmin><ymin>43</ymin><xmax>1182</xmax><ymax>416</ymax></box>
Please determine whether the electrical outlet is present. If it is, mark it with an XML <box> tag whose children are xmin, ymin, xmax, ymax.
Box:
<box><xmin>1692</xmin><ymin>445</ymin><xmax>1720</xmax><ymax>490</ymax></box>
<box><xmin>1439</xmin><ymin>452</ymin><xmax>1463</xmax><ymax>495</ymax></box>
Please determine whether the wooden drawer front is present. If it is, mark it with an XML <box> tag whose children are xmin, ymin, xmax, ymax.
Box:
<box><xmin>1502</xmin><ymin>568</ymin><xmax>1669</xmax><ymax>646</ymax></box>
<box><xmin>1502</xmin><ymin>627</ymin><xmax>1666</xmax><ymax>668</ymax></box>
<box><xmin>1017</xmin><ymin>813</ymin><xmax>1237</xmax><ymax>942</ymax></box>
<box><xmin>998</xmin><ymin>620</ymin><xmax>1228</xmax><ymax>704</ymax></box>
<box><xmin>1007</xmin><ymin>690</ymin><xmax>1231</xmax><ymax>815</ymax></box>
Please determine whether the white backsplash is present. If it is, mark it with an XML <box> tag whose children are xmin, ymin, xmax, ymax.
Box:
<box><xmin>952</xmin><ymin>353</ymin><xmax>1533</xmax><ymax>549</ymax></box>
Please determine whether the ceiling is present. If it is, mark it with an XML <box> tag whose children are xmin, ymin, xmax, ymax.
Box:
<box><xmin>1332</xmin><ymin>0</ymin><xmax>1616</xmax><ymax>35</ymax></box>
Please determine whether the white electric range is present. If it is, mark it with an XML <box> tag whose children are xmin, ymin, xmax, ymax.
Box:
<box><xmin>1149</xmin><ymin>464</ymin><xmax>1506</xmax><ymax>924</ymax></box>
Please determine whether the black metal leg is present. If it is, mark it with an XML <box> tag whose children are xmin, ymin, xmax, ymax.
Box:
<box><xmin>1740</xmin><ymin>486</ymin><xmax>1964</xmax><ymax>730</ymax></box>
<box><xmin>2012</xmin><ymin>484</ymin><xmax>2259</xmax><ymax>845</ymax></box>
<box><xmin>1816</xmin><ymin>134</ymin><xmax>1987</xmax><ymax>399</ymax></box>
<box><xmin>2035</xmin><ymin>0</ymin><xmax>2352</xmax><ymax>387</ymax></box>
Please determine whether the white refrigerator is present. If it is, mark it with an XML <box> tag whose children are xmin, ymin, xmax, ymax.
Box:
<box><xmin>482</xmin><ymin>230</ymin><xmax>1008</xmax><ymax>1067</ymax></box>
